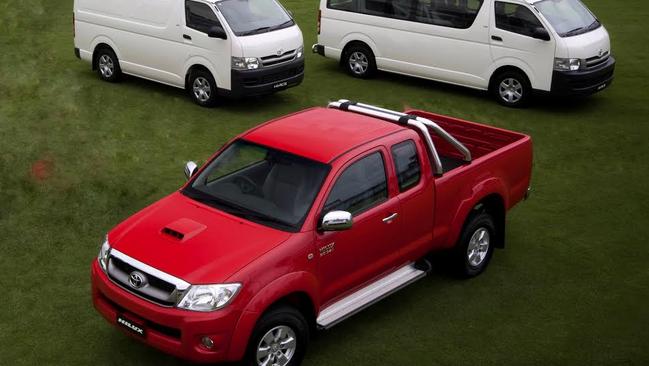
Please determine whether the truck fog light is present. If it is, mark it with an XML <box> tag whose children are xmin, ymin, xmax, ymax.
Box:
<box><xmin>201</xmin><ymin>336</ymin><xmax>215</xmax><ymax>349</ymax></box>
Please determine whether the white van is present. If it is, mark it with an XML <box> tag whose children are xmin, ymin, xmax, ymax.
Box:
<box><xmin>313</xmin><ymin>0</ymin><xmax>615</xmax><ymax>107</ymax></box>
<box><xmin>74</xmin><ymin>0</ymin><xmax>305</xmax><ymax>107</ymax></box>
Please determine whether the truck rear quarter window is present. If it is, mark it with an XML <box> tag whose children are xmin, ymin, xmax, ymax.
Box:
<box><xmin>391</xmin><ymin>140</ymin><xmax>421</xmax><ymax>192</ymax></box>
<box><xmin>327</xmin><ymin>0</ymin><xmax>484</xmax><ymax>29</ymax></box>
<box><xmin>495</xmin><ymin>2</ymin><xmax>544</xmax><ymax>37</ymax></box>
<box><xmin>323</xmin><ymin>152</ymin><xmax>388</xmax><ymax>216</ymax></box>
<box><xmin>185</xmin><ymin>0</ymin><xmax>221</xmax><ymax>33</ymax></box>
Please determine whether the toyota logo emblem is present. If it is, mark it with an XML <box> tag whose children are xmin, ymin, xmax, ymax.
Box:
<box><xmin>277</xmin><ymin>49</ymin><xmax>284</xmax><ymax>56</ymax></box>
<box><xmin>128</xmin><ymin>271</ymin><xmax>147</xmax><ymax>289</ymax></box>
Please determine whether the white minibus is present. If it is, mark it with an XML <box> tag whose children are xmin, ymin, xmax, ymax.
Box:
<box><xmin>74</xmin><ymin>0</ymin><xmax>305</xmax><ymax>107</ymax></box>
<box><xmin>313</xmin><ymin>0</ymin><xmax>615</xmax><ymax>107</ymax></box>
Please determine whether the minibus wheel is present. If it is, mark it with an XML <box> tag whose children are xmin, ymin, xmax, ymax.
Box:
<box><xmin>187</xmin><ymin>69</ymin><xmax>218</xmax><ymax>108</ymax></box>
<box><xmin>95</xmin><ymin>48</ymin><xmax>121</xmax><ymax>82</ymax></box>
<box><xmin>492</xmin><ymin>70</ymin><xmax>530</xmax><ymax>107</ymax></box>
<box><xmin>343</xmin><ymin>44</ymin><xmax>376</xmax><ymax>79</ymax></box>
<box><xmin>245</xmin><ymin>306</ymin><xmax>309</xmax><ymax>366</ymax></box>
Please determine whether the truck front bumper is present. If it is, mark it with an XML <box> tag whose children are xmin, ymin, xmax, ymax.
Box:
<box><xmin>91</xmin><ymin>261</ymin><xmax>241</xmax><ymax>364</ymax></box>
<box><xmin>222</xmin><ymin>58</ymin><xmax>304</xmax><ymax>98</ymax></box>
<box><xmin>551</xmin><ymin>56</ymin><xmax>615</xmax><ymax>96</ymax></box>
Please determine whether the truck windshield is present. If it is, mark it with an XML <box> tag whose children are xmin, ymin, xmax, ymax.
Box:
<box><xmin>215</xmin><ymin>0</ymin><xmax>294</xmax><ymax>36</ymax></box>
<box><xmin>535</xmin><ymin>0</ymin><xmax>600</xmax><ymax>37</ymax></box>
<box><xmin>182</xmin><ymin>140</ymin><xmax>330</xmax><ymax>232</ymax></box>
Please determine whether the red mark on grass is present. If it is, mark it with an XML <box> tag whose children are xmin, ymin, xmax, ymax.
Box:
<box><xmin>30</xmin><ymin>158</ymin><xmax>54</xmax><ymax>181</ymax></box>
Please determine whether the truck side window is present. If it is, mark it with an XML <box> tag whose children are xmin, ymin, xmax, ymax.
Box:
<box><xmin>185</xmin><ymin>0</ymin><xmax>221</xmax><ymax>33</ymax></box>
<box><xmin>324</xmin><ymin>152</ymin><xmax>388</xmax><ymax>216</ymax></box>
<box><xmin>495</xmin><ymin>2</ymin><xmax>544</xmax><ymax>38</ymax></box>
<box><xmin>391</xmin><ymin>140</ymin><xmax>421</xmax><ymax>192</ymax></box>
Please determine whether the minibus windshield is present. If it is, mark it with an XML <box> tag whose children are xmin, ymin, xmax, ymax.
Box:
<box><xmin>535</xmin><ymin>0</ymin><xmax>600</xmax><ymax>37</ymax></box>
<box><xmin>216</xmin><ymin>0</ymin><xmax>294</xmax><ymax>36</ymax></box>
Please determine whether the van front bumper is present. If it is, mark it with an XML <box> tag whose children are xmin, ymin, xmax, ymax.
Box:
<box><xmin>223</xmin><ymin>58</ymin><xmax>304</xmax><ymax>98</ymax></box>
<box><xmin>550</xmin><ymin>56</ymin><xmax>615</xmax><ymax>96</ymax></box>
<box><xmin>91</xmin><ymin>261</ymin><xmax>242</xmax><ymax>364</ymax></box>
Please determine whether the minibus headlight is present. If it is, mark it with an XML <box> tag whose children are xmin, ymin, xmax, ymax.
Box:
<box><xmin>554</xmin><ymin>58</ymin><xmax>582</xmax><ymax>71</ymax></box>
<box><xmin>98</xmin><ymin>237</ymin><xmax>111</xmax><ymax>272</ymax></box>
<box><xmin>232</xmin><ymin>57</ymin><xmax>260</xmax><ymax>70</ymax></box>
<box><xmin>177</xmin><ymin>284</ymin><xmax>241</xmax><ymax>312</ymax></box>
<box><xmin>296</xmin><ymin>46</ymin><xmax>304</xmax><ymax>59</ymax></box>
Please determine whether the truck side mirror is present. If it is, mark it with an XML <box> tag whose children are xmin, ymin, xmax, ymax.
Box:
<box><xmin>184</xmin><ymin>161</ymin><xmax>198</xmax><ymax>181</ymax></box>
<box><xmin>532</xmin><ymin>27</ymin><xmax>551</xmax><ymax>41</ymax></box>
<box><xmin>208</xmin><ymin>25</ymin><xmax>227</xmax><ymax>40</ymax></box>
<box><xmin>321</xmin><ymin>211</ymin><xmax>353</xmax><ymax>231</ymax></box>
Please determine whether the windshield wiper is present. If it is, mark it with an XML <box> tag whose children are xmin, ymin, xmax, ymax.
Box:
<box><xmin>241</xmin><ymin>26</ymin><xmax>271</xmax><ymax>36</ymax></box>
<box><xmin>563</xmin><ymin>26</ymin><xmax>585</xmax><ymax>36</ymax></box>
<box><xmin>269</xmin><ymin>19</ymin><xmax>294</xmax><ymax>31</ymax></box>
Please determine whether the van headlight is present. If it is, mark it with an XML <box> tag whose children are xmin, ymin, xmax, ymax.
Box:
<box><xmin>177</xmin><ymin>284</ymin><xmax>241</xmax><ymax>312</ymax></box>
<box><xmin>232</xmin><ymin>57</ymin><xmax>260</xmax><ymax>70</ymax></box>
<box><xmin>554</xmin><ymin>58</ymin><xmax>582</xmax><ymax>71</ymax></box>
<box><xmin>98</xmin><ymin>237</ymin><xmax>111</xmax><ymax>272</ymax></box>
<box><xmin>296</xmin><ymin>46</ymin><xmax>304</xmax><ymax>59</ymax></box>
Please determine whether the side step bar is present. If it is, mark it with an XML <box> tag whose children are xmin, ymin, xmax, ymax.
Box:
<box><xmin>316</xmin><ymin>263</ymin><xmax>429</xmax><ymax>329</ymax></box>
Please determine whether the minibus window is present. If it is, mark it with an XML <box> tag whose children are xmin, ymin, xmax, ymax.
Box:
<box><xmin>329</xmin><ymin>0</ymin><xmax>356</xmax><ymax>12</ymax></box>
<box><xmin>495</xmin><ymin>2</ymin><xmax>544</xmax><ymax>38</ymax></box>
<box><xmin>185</xmin><ymin>0</ymin><xmax>222</xmax><ymax>33</ymax></box>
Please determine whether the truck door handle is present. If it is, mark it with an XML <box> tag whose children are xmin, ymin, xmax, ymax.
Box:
<box><xmin>491</xmin><ymin>35</ymin><xmax>503</xmax><ymax>42</ymax></box>
<box><xmin>183</xmin><ymin>34</ymin><xmax>192</xmax><ymax>40</ymax></box>
<box><xmin>382</xmin><ymin>213</ymin><xmax>398</xmax><ymax>223</ymax></box>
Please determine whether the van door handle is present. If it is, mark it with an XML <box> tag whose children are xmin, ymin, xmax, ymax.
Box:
<box><xmin>183</xmin><ymin>34</ymin><xmax>192</xmax><ymax>40</ymax></box>
<box><xmin>491</xmin><ymin>35</ymin><xmax>503</xmax><ymax>42</ymax></box>
<box><xmin>382</xmin><ymin>213</ymin><xmax>398</xmax><ymax>223</ymax></box>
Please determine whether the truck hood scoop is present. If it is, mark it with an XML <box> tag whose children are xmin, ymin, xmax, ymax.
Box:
<box><xmin>162</xmin><ymin>218</ymin><xmax>206</xmax><ymax>242</ymax></box>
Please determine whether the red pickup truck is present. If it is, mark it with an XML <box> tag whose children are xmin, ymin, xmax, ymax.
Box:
<box><xmin>91</xmin><ymin>101</ymin><xmax>533</xmax><ymax>366</ymax></box>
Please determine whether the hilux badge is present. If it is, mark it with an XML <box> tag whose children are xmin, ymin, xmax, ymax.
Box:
<box><xmin>128</xmin><ymin>271</ymin><xmax>147</xmax><ymax>289</ymax></box>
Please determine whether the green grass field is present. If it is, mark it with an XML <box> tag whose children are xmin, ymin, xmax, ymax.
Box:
<box><xmin>1</xmin><ymin>0</ymin><xmax>648</xmax><ymax>365</ymax></box>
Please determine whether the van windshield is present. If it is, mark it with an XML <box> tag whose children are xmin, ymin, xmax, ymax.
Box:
<box><xmin>534</xmin><ymin>0</ymin><xmax>600</xmax><ymax>37</ymax></box>
<box><xmin>216</xmin><ymin>0</ymin><xmax>294</xmax><ymax>36</ymax></box>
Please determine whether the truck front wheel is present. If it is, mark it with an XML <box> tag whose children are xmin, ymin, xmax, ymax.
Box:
<box><xmin>454</xmin><ymin>212</ymin><xmax>496</xmax><ymax>278</ymax></box>
<box><xmin>245</xmin><ymin>306</ymin><xmax>309</xmax><ymax>366</ymax></box>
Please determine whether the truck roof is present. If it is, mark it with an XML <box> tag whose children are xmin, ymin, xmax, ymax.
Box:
<box><xmin>243</xmin><ymin>107</ymin><xmax>405</xmax><ymax>163</ymax></box>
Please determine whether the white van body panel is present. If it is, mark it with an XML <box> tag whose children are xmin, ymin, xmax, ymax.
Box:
<box><xmin>560</xmin><ymin>26</ymin><xmax>611</xmax><ymax>60</ymax></box>
<box><xmin>237</xmin><ymin>25</ymin><xmax>304</xmax><ymax>59</ymax></box>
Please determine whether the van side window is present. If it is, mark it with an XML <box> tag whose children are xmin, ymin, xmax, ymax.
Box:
<box><xmin>323</xmin><ymin>152</ymin><xmax>388</xmax><ymax>216</ymax></box>
<box><xmin>328</xmin><ymin>0</ymin><xmax>484</xmax><ymax>29</ymax></box>
<box><xmin>185</xmin><ymin>0</ymin><xmax>221</xmax><ymax>33</ymax></box>
<box><xmin>495</xmin><ymin>2</ymin><xmax>544</xmax><ymax>38</ymax></box>
<box><xmin>391</xmin><ymin>140</ymin><xmax>421</xmax><ymax>192</ymax></box>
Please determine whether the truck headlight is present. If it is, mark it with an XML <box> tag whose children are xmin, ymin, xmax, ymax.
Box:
<box><xmin>177</xmin><ymin>284</ymin><xmax>241</xmax><ymax>312</ymax></box>
<box><xmin>232</xmin><ymin>57</ymin><xmax>260</xmax><ymax>70</ymax></box>
<box><xmin>554</xmin><ymin>58</ymin><xmax>582</xmax><ymax>71</ymax></box>
<box><xmin>98</xmin><ymin>237</ymin><xmax>111</xmax><ymax>272</ymax></box>
<box><xmin>296</xmin><ymin>46</ymin><xmax>304</xmax><ymax>59</ymax></box>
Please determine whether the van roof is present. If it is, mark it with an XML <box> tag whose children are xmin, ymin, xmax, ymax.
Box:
<box><xmin>242</xmin><ymin>107</ymin><xmax>405</xmax><ymax>163</ymax></box>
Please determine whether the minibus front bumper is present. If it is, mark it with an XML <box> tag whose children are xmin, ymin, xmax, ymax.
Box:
<box><xmin>225</xmin><ymin>58</ymin><xmax>304</xmax><ymax>98</ymax></box>
<box><xmin>551</xmin><ymin>56</ymin><xmax>615</xmax><ymax>96</ymax></box>
<box><xmin>91</xmin><ymin>260</ymin><xmax>243</xmax><ymax>363</ymax></box>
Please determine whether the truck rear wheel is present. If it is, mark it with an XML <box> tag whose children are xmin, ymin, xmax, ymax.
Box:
<box><xmin>453</xmin><ymin>212</ymin><xmax>496</xmax><ymax>278</ymax></box>
<box><xmin>245</xmin><ymin>306</ymin><xmax>309</xmax><ymax>366</ymax></box>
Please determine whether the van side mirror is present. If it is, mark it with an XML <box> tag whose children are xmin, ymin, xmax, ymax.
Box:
<box><xmin>320</xmin><ymin>211</ymin><xmax>353</xmax><ymax>231</ymax></box>
<box><xmin>532</xmin><ymin>27</ymin><xmax>551</xmax><ymax>41</ymax></box>
<box><xmin>208</xmin><ymin>25</ymin><xmax>227</xmax><ymax>40</ymax></box>
<box><xmin>184</xmin><ymin>161</ymin><xmax>198</xmax><ymax>181</ymax></box>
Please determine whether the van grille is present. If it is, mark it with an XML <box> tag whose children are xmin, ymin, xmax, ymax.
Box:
<box><xmin>107</xmin><ymin>255</ymin><xmax>182</xmax><ymax>307</ymax></box>
<box><xmin>261</xmin><ymin>49</ymin><xmax>297</xmax><ymax>67</ymax></box>
<box><xmin>585</xmin><ymin>51</ymin><xmax>610</xmax><ymax>69</ymax></box>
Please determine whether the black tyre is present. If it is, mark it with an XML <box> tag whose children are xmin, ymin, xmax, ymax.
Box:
<box><xmin>95</xmin><ymin>47</ymin><xmax>121</xmax><ymax>82</ymax></box>
<box><xmin>492</xmin><ymin>70</ymin><xmax>531</xmax><ymax>108</ymax></box>
<box><xmin>453</xmin><ymin>212</ymin><xmax>496</xmax><ymax>278</ymax></box>
<box><xmin>244</xmin><ymin>306</ymin><xmax>309</xmax><ymax>366</ymax></box>
<box><xmin>188</xmin><ymin>69</ymin><xmax>219</xmax><ymax>107</ymax></box>
<box><xmin>343</xmin><ymin>44</ymin><xmax>377</xmax><ymax>79</ymax></box>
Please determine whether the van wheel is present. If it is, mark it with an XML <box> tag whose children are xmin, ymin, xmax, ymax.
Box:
<box><xmin>245</xmin><ymin>306</ymin><xmax>309</xmax><ymax>366</ymax></box>
<box><xmin>492</xmin><ymin>70</ymin><xmax>530</xmax><ymax>108</ymax></box>
<box><xmin>453</xmin><ymin>212</ymin><xmax>496</xmax><ymax>278</ymax></box>
<box><xmin>188</xmin><ymin>69</ymin><xmax>218</xmax><ymax>107</ymax></box>
<box><xmin>343</xmin><ymin>44</ymin><xmax>376</xmax><ymax>79</ymax></box>
<box><xmin>95</xmin><ymin>48</ymin><xmax>121</xmax><ymax>82</ymax></box>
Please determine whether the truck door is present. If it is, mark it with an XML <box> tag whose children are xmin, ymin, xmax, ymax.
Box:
<box><xmin>315</xmin><ymin>149</ymin><xmax>403</xmax><ymax>304</ymax></box>
<box><xmin>389</xmin><ymin>139</ymin><xmax>436</xmax><ymax>260</ymax></box>
<box><xmin>489</xmin><ymin>1</ymin><xmax>556</xmax><ymax>91</ymax></box>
